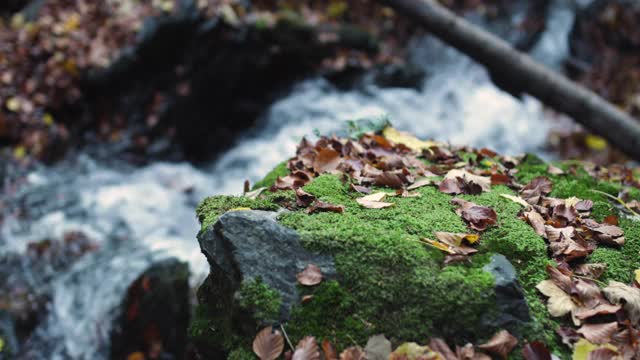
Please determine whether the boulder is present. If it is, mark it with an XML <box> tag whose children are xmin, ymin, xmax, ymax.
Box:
<box><xmin>110</xmin><ymin>258</ymin><xmax>190</xmax><ymax>360</ymax></box>
<box><xmin>191</xmin><ymin>129</ymin><xmax>640</xmax><ymax>358</ymax></box>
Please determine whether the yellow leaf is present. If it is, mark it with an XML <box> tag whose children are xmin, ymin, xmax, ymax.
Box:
<box><xmin>43</xmin><ymin>113</ymin><xmax>55</xmax><ymax>126</ymax></box>
<box><xmin>6</xmin><ymin>97</ymin><xmax>20</xmax><ymax>112</ymax></box>
<box><xmin>228</xmin><ymin>207</ymin><xmax>251</xmax><ymax>212</ymax></box>
<box><xmin>422</xmin><ymin>238</ymin><xmax>454</xmax><ymax>254</ymax></box>
<box><xmin>585</xmin><ymin>135</ymin><xmax>607</xmax><ymax>151</ymax></box>
<box><xmin>63</xmin><ymin>13</ymin><xmax>80</xmax><ymax>32</ymax></box>
<box><xmin>327</xmin><ymin>1</ymin><xmax>348</xmax><ymax>18</ymax></box>
<box><xmin>0</xmin><ymin>337</ymin><xmax>4</xmax><ymax>352</ymax></box>
<box><xmin>536</xmin><ymin>280</ymin><xmax>577</xmax><ymax>318</ymax></box>
<box><xmin>13</xmin><ymin>146</ymin><xmax>26</xmax><ymax>159</ymax></box>
<box><xmin>635</xmin><ymin>269</ymin><xmax>640</xmax><ymax>283</ymax></box>
<box><xmin>382</xmin><ymin>127</ymin><xmax>439</xmax><ymax>152</ymax></box>
<box><xmin>127</xmin><ymin>352</ymin><xmax>145</xmax><ymax>360</ymax></box>
<box><xmin>390</xmin><ymin>343</ymin><xmax>439</xmax><ymax>360</ymax></box>
<box><xmin>572</xmin><ymin>339</ymin><xmax>617</xmax><ymax>360</ymax></box>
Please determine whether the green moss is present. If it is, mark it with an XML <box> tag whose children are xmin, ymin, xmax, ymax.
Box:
<box><xmin>588</xmin><ymin>217</ymin><xmax>640</xmax><ymax>283</ymax></box>
<box><xmin>278</xmin><ymin>175</ymin><xmax>497</xmax><ymax>347</ymax></box>
<box><xmin>228</xmin><ymin>347</ymin><xmax>255</xmax><ymax>360</ymax></box>
<box><xmin>196</xmin><ymin>195</ymin><xmax>279</xmax><ymax>231</ymax></box>
<box><xmin>237</xmin><ymin>277</ymin><xmax>282</xmax><ymax>323</ymax></box>
<box><xmin>253</xmin><ymin>161</ymin><xmax>290</xmax><ymax>189</ymax></box>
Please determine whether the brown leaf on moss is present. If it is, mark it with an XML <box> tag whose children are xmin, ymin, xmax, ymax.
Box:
<box><xmin>434</xmin><ymin>232</ymin><xmax>479</xmax><ymax>246</ymax></box>
<box><xmin>575</xmin><ymin>199</ymin><xmax>594</xmax><ymax>212</ymax></box>
<box><xmin>407</xmin><ymin>178</ymin><xmax>433</xmax><ymax>190</ymax></box>
<box><xmin>603</xmin><ymin>281</ymin><xmax>640</xmax><ymax>324</ymax></box>
<box><xmin>490</xmin><ymin>173</ymin><xmax>512</xmax><ymax>186</ymax></box>
<box><xmin>297</xmin><ymin>264</ymin><xmax>323</xmax><ymax>286</ymax></box>
<box><xmin>548</xmin><ymin>164</ymin><xmax>565</xmax><ymax>175</ymax></box>
<box><xmin>524</xmin><ymin>211</ymin><xmax>546</xmax><ymax>237</ymax></box>
<box><xmin>520</xmin><ymin>176</ymin><xmax>553</xmax><ymax>204</ymax></box>
<box><xmin>356</xmin><ymin>192</ymin><xmax>394</xmax><ymax>209</ymax></box>
<box><xmin>553</xmin><ymin>204</ymin><xmax>578</xmax><ymax>223</ymax></box>
<box><xmin>253</xmin><ymin>326</ymin><xmax>285</xmax><ymax>360</ymax></box>
<box><xmin>307</xmin><ymin>200</ymin><xmax>345</xmax><ymax>214</ymax></box>
<box><xmin>522</xmin><ymin>342</ymin><xmax>551</xmax><ymax>360</ymax></box>
<box><xmin>573</xmin><ymin>303</ymin><xmax>621</xmax><ymax>320</ymax></box>
<box><xmin>603</xmin><ymin>215</ymin><xmax>619</xmax><ymax>226</ymax></box>
<box><xmin>574</xmin><ymin>263</ymin><xmax>607</xmax><ymax>279</ymax></box>
<box><xmin>350</xmin><ymin>184</ymin><xmax>371</xmax><ymax>194</ymax></box>
<box><xmin>478</xmin><ymin>330</ymin><xmax>518</xmax><ymax>359</ymax></box>
<box><xmin>582</xmin><ymin>220</ymin><xmax>625</xmax><ymax>246</ymax></box>
<box><xmin>322</xmin><ymin>339</ymin><xmax>338</xmax><ymax>360</ymax></box>
<box><xmin>577</xmin><ymin>322</ymin><xmax>618</xmax><ymax>345</ymax></box>
<box><xmin>293</xmin><ymin>336</ymin><xmax>320</xmax><ymax>360</ymax></box>
<box><xmin>313</xmin><ymin>148</ymin><xmax>342</xmax><ymax>174</ymax></box>
<box><xmin>586</xmin><ymin>348</ymin><xmax>621</xmax><ymax>360</ymax></box>
<box><xmin>295</xmin><ymin>188</ymin><xmax>316</xmax><ymax>207</ymax></box>
<box><xmin>339</xmin><ymin>346</ymin><xmax>366</xmax><ymax>360</ymax></box>
<box><xmin>374</xmin><ymin>171</ymin><xmax>406</xmax><ymax>189</ymax></box>
<box><xmin>451</xmin><ymin>198</ymin><xmax>497</xmax><ymax>231</ymax></box>
<box><xmin>429</xmin><ymin>338</ymin><xmax>458</xmax><ymax>360</ymax></box>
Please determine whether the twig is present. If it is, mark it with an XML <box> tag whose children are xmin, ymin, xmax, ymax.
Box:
<box><xmin>589</xmin><ymin>189</ymin><xmax>640</xmax><ymax>217</ymax></box>
<box><xmin>280</xmin><ymin>323</ymin><xmax>295</xmax><ymax>351</ymax></box>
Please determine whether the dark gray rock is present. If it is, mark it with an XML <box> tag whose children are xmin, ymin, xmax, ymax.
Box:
<box><xmin>110</xmin><ymin>258</ymin><xmax>190</xmax><ymax>360</ymax></box>
<box><xmin>198</xmin><ymin>210</ymin><xmax>336</xmax><ymax>316</ymax></box>
<box><xmin>482</xmin><ymin>254</ymin><xmax>531</xmax><ymax>336</ymax></box>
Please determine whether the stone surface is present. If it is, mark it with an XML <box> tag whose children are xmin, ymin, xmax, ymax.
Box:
<box><xmin>110</xmin><ymin>258</ymin><xmax>190</xmax><ymax>360</ymax></box>
<box><xmin>482</xmin><ymin>254</ymin><xmax>531</xmax><ymax>336</ymax></box>
<box><xmin>198</xmin><ymin>210</ymin><xmax>336</xmax><ymax>316</ymax></box>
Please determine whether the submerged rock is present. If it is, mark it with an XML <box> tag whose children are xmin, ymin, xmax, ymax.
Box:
<box><xmin>110</xmin><ymin>258</ymin><xmax>190</xmax><ymax>360</ymax></box>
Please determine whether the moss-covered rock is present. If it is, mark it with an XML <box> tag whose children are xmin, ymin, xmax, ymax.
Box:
<box><xmin>192</xmin><ymin>140</ymin><xmax>640</xmax><ymax>359</ymax></box>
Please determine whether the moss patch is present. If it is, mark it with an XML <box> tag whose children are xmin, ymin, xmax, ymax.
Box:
<box><xmin>252</xmin><ymin>161</ymin><xmax>290</xmax><ymax>189</ymax></box>
<box><xmin>196</xmin><ymin>195</ymin><xmax>279</xmax><ymax>232</ymax></box>
<box><xmin>237</xmin><ymin>277</ymin><xmax>282</xmax><ymax>323</ymax></box>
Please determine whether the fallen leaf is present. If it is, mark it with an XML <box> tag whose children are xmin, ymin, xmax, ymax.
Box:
<box><xmin>428</xmin><ymin>338</ymin><xmax>457</xmax><ymax>360</ymax></box>
<box><xmin>356</xmin><ymin>192</ymin><xmax>394</xmax><ymax>209</ymax></box>
<box><xmin>536</xmin><ymin>280</ymin><xmax>577</xmax><ymax>317</ymax></box>
<box><xmin>297</xmin><ymin>264</ymin><xmax>323</xmax><ymax>286</ymax></box>
<box><xmin>574</xmin><ymin>263</ymin><xmax>607</xmax><ymax>280</ymax></box>
<box><xmin>548</xmin><ymin>164</ymin><xmax>565</xmax><ymax>175</ymax></box>
<box><xmin>434</xmin><ymin>232</ymin><xmax>479</xmax><ymax>246</ymax></box>
<box><xmin>339</xmin><ymin>346</ymin><xmax>366</xmax><ymax>360</ymax></box>
<box><xmin>635</xmin><ymin>269</ymin><xmax>640</xmax><ymax>284</ymax></box>
<box><xmin>390</xmin><ymin>343</ymin><xmax>440</xmax><ymax>360</ymax></box>
<box><xmin>365</xmin><ymin>334</ymin><xmax>392</xmax><ymax>360</ymax></box>
<box><xmin>322</xmin><ymin>339</ymin><xmax>338</xmax><ymax>360</ymax></box>
<box><xmin>313</xmin><ymin>148</ymin><xmax>341</xmax><ymax>174</ymax></box>
<box><xmin>571</xmin><ymin>339</ymin><xmax>617</xmax><ymax>360</ymax></box>
<box><xmin>491</xmin><ymin>173</ymin><xmax>512</xmax><ymax>186</ymax></box>
<box><xmin>296</xmin><ymin>188</ymin><xmax>316</xmax><ymax>207</ymax></box>
<box><xmin>245</xmin><ymin>187</ymin><xmax>267</xmax><ymax>199</ymax></box>
<box><xmin>407</xmin><ymin>178</ymin><xmax>433</xmax><ymax>190</ymax></box>
<box><xmin>524</xmin><ymin>211</ymin><xmax>546</xmax><ymax>237</ymax></box>
<box><xmin>603</xmin><ymin>215</ymin><xmax>619</xmax><ymax>226</ymax></box>
<box><xmin>585</xmin><ymin>348</ymin><xmax>621</xmax><ymax>360</ymax></box>
<box><xmin>522</xmin><ymin>342</ymin><xmax>551</xmax><ymax>360</ymax></box>
<box><xmin>478</xmin><ymin>330</ymin><xmax>518</xmax><ymax>359</ymax></box>
<box><xmin>577</xmin><ymin>322</ymin><xmax>618</xmax><ymax>344</ymax></box>
<box><xmin>451</xmin><ymin>198</ymin><xmax>497</xmax><ymax>231</ymax></box>
<box><xmin>253</xmin><ymin>326</ymin><xmax>285</xmax><ymax>360</ymax></box>
<box><xmin>500</xmin><ymin>193</ymin><xmax>530</xmax><ymax>207</ymax></box>
<box><xmin>301</xmin><ymin>295</ymin><xmax>314</xmax><ymax>304</ymax></box>
<box><xmin>545</xmin><ymin>226</ymin><xmax>575</xmax><ymax>242</ymax></box>
<box><xmin>307</xmin><ymin>200</ymin><xmax>345</xmax><ymax>214</ymax></box>
<box><xmin>444</xmin><ymin>169</ymin><xmax>491</xmax><ymax>192</ymax></box>
<box><xmin>520</xmin><ymin>176</ymin><xmax>553</xmax><ymax>204</ymax></box>
<box><xmin>602</xmin><ymin>281</ymin><xmax>640</xmax><ymax>324</ymax></box>
<box><xmin>573</xmin><ymin>303</ymin><xmax>621</xmax><ymax>320</ymax></box>
<box><xmin>293</xmin><ymin>336</ymin><xmax>320</xmax><ymax>360</ymax></box>
<box><xmin>350</xmin><ymin>184</ymin><xmax>371</xmax><ymax>194</ymax></box>
<box><xmin>382</xmin><ymin>127</ymin><xmax>439</xmax><ymax>151</ymax></box>
<box><xmin>374</xmin><ymin>172</ymin><xmax>406</xmax><ymax>189</ymax></box>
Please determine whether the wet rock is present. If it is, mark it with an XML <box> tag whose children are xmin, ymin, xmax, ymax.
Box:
<box><xmin>110</xmin><ymin>258</ymin><xmax>190</xmax><ymax>360</ymax></box>
<box><xmin>0</xmin><ymin>311</ymin><xmax>18</xmax><ymax>359</ymax></box>
<box><xmin>482</xmin><ymin>254</ymin><xmax>531</xmax><ymax>336</ymax></box>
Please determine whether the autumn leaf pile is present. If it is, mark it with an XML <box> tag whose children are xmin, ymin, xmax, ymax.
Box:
<box><xmin>243</xmin><ymin>126</ymin><xmax>640</xmax><ymax>359</ymax></box>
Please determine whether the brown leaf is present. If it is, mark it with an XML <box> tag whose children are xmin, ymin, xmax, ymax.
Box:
<box><xmin>293</xmin><ymin>336</ymin><xmax>320</xmax><ymax>360</ymax></box>
<box><xmin>451</xmin><ymin>198</ymin><xmax>497</xmax><ymax>231</ymax></box>
<box><xmin>522</xmin><ymin>342</ymin><xmax>551</xmax><ymax>360</ymax></box>
<box><xmin>478</xmin><ymin>330</ymin><xmax>518</xmax><ymax>359</ymax></box>
<box><xmin>583</xmin><ymin>220</ymin><xmax>625</xmax><ymax>246</ymax></box>
<box><xmin>434</xmin><ymin>232</ymin><xmax>480</xmax><ymax>246</ymax></box>
<box><xmin>339</xmin><ymin>346</ymin><xmax>366</xmax><ymax>360</ymax></box>
<box><xmin>575</xmin><ymin>199</ymin><xmax>594</xmax><ymax>212</ymax></box>
<box><xmin>490</xmin><ymin>173</ymin><xmax>512</xmax><ymax>186</ymax></box>
<box><xmin>587</xmin><ymin>348</ymin><xmax>621</xmax><ymax>360</ymax></box>
<box><xmin>573</xmin><ymin>303</ymin><xmax>621</xmax><ymax>320</ymax></box>
<box><xmin>356</xmin><ymin>192</ymin><xmax>394</xmax><ymax>209</ymax></box>
<box><xmin>603</xmin><ymin>215</ymin><xmax>619</xmax><ymax>226</ymax></box>
<box><xmin>350</xmin><ymin>184</ymin><xmax>371</xmax><ymax>194</ymax></box>
<box><xmin>313</xmin><ymin>148</ymin><xmax>341</xmax><ymax>174</ymax></box>
<box><xmin>603</xmin><ymin>281</ymin><xmax>640</xmax><ymax>324</ymax></box>
<box><xmin>297</xmin><ymin>264</ymin><xmax>323</xmax><ymax>286</ymax></box>
<box><xmin>307</xmin><ymin>200</ymin><xmax>345</xmax><ymax>214</ymax></box>
<box><xmin>439</xmin><ymin>177</ymin><xmax>465</xmax><ymax>194</ymax></box>
<box><xmin>556</xmin><ymin>327</ymin><xmax>580</xmax><ymax>347</ymax></box>
<box><xmin>544</xmin><ymin>226</ymin><xmax>575</xmax><ymax>242</ymax></box>
<box><xmin>407</xmin><ymin>178</ymin><xmax>433</xmax><ymax>190</ymax></box>
<box><xmin>444</xmin><ymin>169</ymin><xmax>491</xmax><ymax>192</ymax></box>
<box><xmin>536</xmin><ymin>279</ymin><xmax>576</xmax><ymax>318</ymax></box>
<box><xmin>553</xmin><ymin>204</ymin><xmax>578</xmax><ymax>222</ymax></box>
<box><xmin>524</xmin><ymin>211</ymin><xmax>546</xmax><ymax>237</ymax></box>
<box><xmin>574</xmin><ymin>263</ymin><xmax>607</xmax><ymax>280</ymax></box>
<box><xmin>520</xmin><ymin>176</ymin><xmax>553</xmax><ymax>204</ymax></box>
<box><xmin>374</xmin><ymin>171</ymin><xmax>405</xmax><ymax>189</ymax></box>
<box><xmin>429</xmin><ymin>338</ymin><xmax>458</xmax><ymax>360</ymax></box>
<box><xmin>577</xmin><ymin>322</ymin><xmax>618</xmax><ymax>344</ymax></box>
<box><xmin>548</xmin><ymin>164</ymin><xmax>565</xmax><ymax>175</ymax></box>
<box><xmin>296</xmin><ymin>188</ymin><xmax>316</xmax><ymax>207</ymax></box>
<box><xmin>253</xmin><ymin>326</ymin><xmax>285</xmax><ymax>360</ymax></box>
<box><xmin>322</xmin><ymin>339</ymin><xmax>338</xmax><ymax>360</ymax></box>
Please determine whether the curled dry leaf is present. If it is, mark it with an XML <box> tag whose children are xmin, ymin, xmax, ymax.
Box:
<box><xmin>313</xmin><ymin>148</ymin><xmax>342</xmax><ymax>174</ymax></box>
<box><xmin>245</xmin><ymin>187</ymin><xmax>267</xmax><ymax>200</ymax></box>
<box><xmin>548</xmin><ymin>164</ymin><xmax>565</xmax><ymax>175</ymax></box>
<box><xmin>572</xmin><ymin>339</ymin><xmax>618</xmax><ymax>360</ymax></box>
<box><xmin>390</xmin><ymin>343</ymin><xmax>441</xmax><ymax>360</ymax></box>
<box><xmin>356</xmin><ymin>192</ymin><xmax>394</xmax><ymax>209</ymax></box>
<box><xmin>536</xmin><ymin>280</ymin><xmax>577</xmax><ymax>318</ymax></box>
<box><xmin>575</xmin><ymin>263</ymin><xmax>607</xmax><ymax>280</ymax></box>
<box><xmin>296</xmin><ymin>188</ymin><xmax>316</xmax><ymax>207</ymax></box>
<box><xmin>374</xmin><ymin>171</ymin><xmax>406</xmax><ymax>189</ymax></box>
<box><xmin>522</xmin><ymin>342</ymin><xmax>551</xmax><ymax>360</ymax></box>
<box><xmin>520</xmin><ymin>176</ymin><xmax>553</xmax><ymax>205</ymax></box>
<box><xmin>586</xmin><ymin>348</ymin><xmax>622</xmax><ymax>360</ymax></box>
<box><xmin>524</xmin><ymin>210</ymin><xmax>546</xmax><ymax>237</ymax></box>
<box><xmin>444</xmin><ymin>169</ymin><xmax>491</xmax><ymax>192</ymax></box>
<box><xmin>490</xmin><ymin>173</ymin><xmax>512</xmax><ymax>186</ymax></box>
<box><xmin>253</xmin><ymin>326</ymin><xmax>285</xmax><ymax>360</ymax></box>
<box><xmin>339</xmin><ymin>346</ymin><xmax>366</xmax><ymax>360</ymax></box>
<box><xmin>382</xmin><ymin>127</ymin><xmax>440</xmax><ymax>151</ymax></box>
<box><xmin>322</xmin><ymin>339</ymin><xmax>338</xmax><ymax>360</ymax></box>
<box><xmin>602</xmin><ymin>281</ymin><xmax>640</xmax><ymax>325</ymax></box>
<box><xmin>407</xmin><ymin>178</ymin><xmax>433</xmax><ymax>190</ymax></box>
<box><xmin>293</xmin><ymin>336</ymin><xmax>320</xmax><ymax>360</ymax></box>
<box><xmin>307</xmin><ymin>200</ymin><xmax>345</xmax><ymax>214</ymax></box>
<box><xmin>451</xmin><ymin>198</ymin><xmax>497</xmax><ymax>231</ymax></box>
<box><xmin>478</xmin><ymin>330</ymin><xmax>518</xmax><ymax>360</ymax></box>
<box><xmin>428</xmin><ymin>338</ymin><xmax>457</xmax><ymax>360</ymax></box>
<box><xmin>573</xmin><ymin>303</ymin><xmax>621</xmax><ymax>320</ymax></box>
<box><xmin>500</xmin><ymin>193</ymin><xmax>530</xmax><ymax>207</ymax></box>
<box><xmin>577</xmin><ymin>322</ymin><xmax>618</xmax><ymax>345</ymax></box>
<box><xmin>297</xmin><ymin>264</ymin><xmax>323</xmax><ymax>286</ymax></box>
<box><xmin>434</xmin><ymin>232</ymin><xmax>479</xmax><ymax>246</ymax></box>
<box><xmin>350</xmin><ymin>184</ymin><xmax>371</xmax><ymax>194</ymax></box>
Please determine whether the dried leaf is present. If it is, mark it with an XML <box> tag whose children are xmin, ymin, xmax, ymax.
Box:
<box><xmin>374</xmin><ymin>172</ymin><xmax>406</xmax><ymax>189</ymax></box>
<box><xmin>572</xmin><ymin>339</ymin><xmax>617</xmax><ymax>360</ymax></box>
<box><xmin>364</xmin><ymin>334</ymin><xmax>392</xmax><ymax>360</ymax></box>
<box><xmin>434</xmin><ymin>232</ymin><xmax>479</xmax><ymax>246</ymax></box>
<box><xmin>577</xmin><ymin>322</ymin><xmax>618</xmax><ymax>344</ymax></box>
<box><xmin>407</xmin><ymin>178</ymin><xmax>433</xmax><ymax>190</ymax></box>
<box><xmin>500</xmin><ymin>193</ymin><xmax>530</xmax><ymax>207</ymax></box>
<box><xmin>390</xmin><ymin>343</ymin><xmax>440</xmax><ymax>360</ymax></box>
<box><xmin>574</xmin><ymin>263</ymin><xmax>607</xmax><ymax>280</ymax></box>
<box><xmin>524</xmin><ymin>211</ymin><xmax>546</xmax><ymax>237</ymax></box>
<box><xmin>339</xmin><ymin>346</ymin><xmax>366</xmax><ymax>360</ymax></box>
<box><xmin>322</xmin><ymin>339</ymin><xmax>338</xmax><ymax>360</ymax></box>
<box><xmin>573</xmin><ymin>303</ymin><xmax>621</xmax><ymax>320</ymax></box>
<box><xmin>451</xmin><ymin>198</ymin><xmax>497</xmax><ymax>231</ymax></box>
<box><xmin>522</xmin><ymin>342</ymin><xmax>551</xmax><ymax>360</ymax></box>
<box><xmin>548</xmin><ymin>164</ymin><xmax>565</xmax><ymax>175</ymax></box>
<box><xmin>356</xmin><ymin>192</ymin><xmax>394</xmax><ymax>209</ymax></box>
<box><xmin>293</xmin><ymin>336</ymin><xmax>320</xmax><ymax>360</ymax></box>
<box><xmin>307</xmin><ymin>200</ymin><xmax>345</xmax><ymax>214</ymax></box>
<box><xmin>350</xmin><ymin>184</ymin><xmax>371</xmax><ymax>194</ymax></box>
<box><xmin>491</xmin><ymin>173</ymin><xmax>512</xmax><ymax>186</ymax></box>
<box><xmin>586</xmin><ymin>348</ymin><xmax>621</xmax><ymax>360</ymax></box>
<box><xmin>602</xmin><ymin>281</ymin><xmax>640</xmax><ymax>324</ymax></box>
<box><xmin>520</xmin><ymin>176</ymin><xmax>553</xmax><ymax>204</ymax></box>
<box><xmin>382</xmin><ymin>127</ymin><xmax>439</xmax><ymax>151</ymax></box>
<box><xmin>478</xmin><ymin>330</ymin><xmax>518</xmax><ymax>359</ymax></box>
<box><xmin>428</xmin><ymin>338</ymin><xmax>457</xmax><ymax>360</ymax></box>
<box><xmin>253</xmin><ymin>326</ymin><xmax>285</xmax><ymax>360</ymax></box>
<box><xmin>296</xmin><ymin>188</ymin><xmax>316</xmax><ymax>207</ymax></box>
<box><xmin>245</xmin><ymin>187</ymin><xmax>267</xmax><ymax>199</ymax></box>
<box><xmin>297</xmin><ymin>264</ymin><xmax>323</xmax><ymax>286</ymax></box>
<box><xmin>313</xmin><ymin>148</ymin><xmax>342</xmax><ymax>174</ymax></box>
<box><xmin>444</xmin><ymin>169</ymin><xmax>491</xmax><ymax>192</ymax></box>
<box><xmin>536</xmin><ymin>280</ymin><xmax>577</xmax><ymax>317</ymax></box>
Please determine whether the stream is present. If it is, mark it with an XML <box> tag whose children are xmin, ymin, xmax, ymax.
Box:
<box><xmin>0</xmin><ymin>1</ymin><xmax>584</xmax><ymax>358</ymax></box>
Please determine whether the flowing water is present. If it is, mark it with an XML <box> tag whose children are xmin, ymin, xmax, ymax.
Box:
<box><xmin>0</xmin><ymin>2</ymin><xmax>584</xmax><ymax>358</ymax></box>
